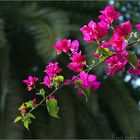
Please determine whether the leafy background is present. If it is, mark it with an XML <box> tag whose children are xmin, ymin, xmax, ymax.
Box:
<box><xmin>0</xmin><ymin>0</ymin><xmax>140</xmax><ymax>139</ymax></box>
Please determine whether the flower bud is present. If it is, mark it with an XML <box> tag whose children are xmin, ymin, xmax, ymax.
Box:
<box><xmin>49</xmin><ymin>96</ymin><xmax>55</xmax><ymax>100</ymax></box>
<box><xmin>32</xmin><ymin>98</ymin><xmax>37</xmax><ymax>105</ymax></box>
<box><xmin>21</xmin><ymin>109</ymin><xmax>26</xmax><ymax>116</ymax></box>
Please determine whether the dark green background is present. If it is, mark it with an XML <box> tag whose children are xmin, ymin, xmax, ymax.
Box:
<box><xmin>0</xmin><ymin>0</ymin><xmax>140</xmax><ymax>139</ymax></box>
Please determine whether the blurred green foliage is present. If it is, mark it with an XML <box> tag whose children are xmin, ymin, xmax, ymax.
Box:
<box><xmin>0</xmin><ymin>1</ymin><xmax>140</xmax><ymax>139</ymax></box>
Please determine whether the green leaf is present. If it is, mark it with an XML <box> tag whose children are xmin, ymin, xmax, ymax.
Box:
<box><xmin>14</xmin><ymin>116</ymin><xmax>22</xmax><ymax>123</ymax></box>
<box><xmin>23</xmin><ymin>120</ymin><xmax>29</xmax><ymax>130</ymax></box>
<box><xmin>95</xmin><ymin>48</ymin><xmax>114</xmax><ymax>62</ymax></box>
<box><xmin>26</xmin><ymin>100</ymin><xmax>33</xmax><ymax>109</ymax></box>
<box><xmin>46</xmin><ymin>98</ymin><xmax>59</xmax><ymax>118</ymax></box>
<box><xmin>22</xmin><ymin>115</ymin><xmax>32</xmax><ymax>130</ymax></box>
<box><xmin>76</xmin><ymin>80</ymin><xmax>90</xmax><ymax>102</ymax></box>
<box><xmin>53</xmin><ymin>75</ymin><xmax>64</xmax><ymax>88</ymax></box>
<box><xmin>18</xmin><ymin>104</ymin><xmax>26</xmax><ymax>111</ymax></box>
<box><xmin>26</xmin><ymin>113</ymin><xmax>36</xmax><ymax>119</ymax></box>
<box><xmin>128</xmin><ymin>51</ymin><xmax>138</xmax><ymax>69</ymax></box>
<box><xmin>36</xmin><ymin>88</ymin><xmax>45</xmax><ymax>97</ymax></box>
<box><xmin>99</xmin><ymin>48</ymin><xmax>109</xmax><ymax>53</ymax></box>
<box><xmin>21</xmin><ymin>113</ymin><xmax>36</xmax><ymax>130</ymax></box>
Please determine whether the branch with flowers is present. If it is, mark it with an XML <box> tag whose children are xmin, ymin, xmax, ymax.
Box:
<box><xmin>14</xmin><ymin>6</ymin><xmax>140</xmax><ymax>130</ymax></box>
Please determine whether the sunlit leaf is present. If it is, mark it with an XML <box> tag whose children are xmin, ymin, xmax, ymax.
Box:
<box><xmin>36</xmin><ymin>88</ymin><xmax>45</xmax><ymax>97</ymax></box>
<box><xmin>53</xmin><ymin>75</ymin><xmax>64</xmax><ymax>88</ymax></box>
<box><xmin>14</xmin><ymin>116</ymin><xmax>22</xmax><ymax>123</ymax></box>
<box><xmin>26</xmin><ymin>100</ymin><xmax>33</xmax><ymax>109</ymax></box>
<box><xmin>95</xmin><ymin>48</ymin><xmax>114</xmax><ymax>62</ymax></box>
<box><xmin>53</xmin><ymin>75</ymin><xmax>64</xmax><ymax>82</ymax></box>
<box><xmin>22</xmin><ymin>115</ymin><xmax>32</xmax><ymax>130</ymax></box>
<box><xmin>46</xmin><ymin>98</ymin><xmax>59</xmax><ymax>118</ymax></box>
<box><xmin>26</xmin><ymin>113</ymin><xmax>36</xmax><ymax>119</ymax></box>
<box><xmin>18</xmin><ymin>104</ymin><xmax>26</xmax><ymax>111</ymax></box>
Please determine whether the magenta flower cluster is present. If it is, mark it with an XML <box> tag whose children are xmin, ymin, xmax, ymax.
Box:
<box><xmin>80</xmin><ymin>6</ymin><xmax>140</xmax><ymax>77</ymax></box>
<box><xmin>22</xmin><ymin>76</ymin><xmax>38</xmax><ymax>91</ymax></box>
<box><xmin>16</xmin><ymin>6</ymin><xmax>140</xmax><ymax>129</ymax></box>
<box><xmin>22</xmin><ymin>5</ymin><xmax>140</xmax><ymax>105</ymax></box>
<box><xmin>54</xmin><ymin>39</ymin><xmax>79</xmax><ymax>54</ymax></box>
<box><xmin>72</xmin><ymin>72</ymin><xmax>101</xmax><ymax>95</ymax></box>
<box><xmin>42</xmin><ymin>62</ymin><xmax>62</xmax><ymax>87</ymax></box>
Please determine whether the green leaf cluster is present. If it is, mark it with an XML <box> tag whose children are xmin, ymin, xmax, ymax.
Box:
<box><xmin>14</xmin><ymin>113</ymin><xmax>36</xmax><ymax>130</ymax></box>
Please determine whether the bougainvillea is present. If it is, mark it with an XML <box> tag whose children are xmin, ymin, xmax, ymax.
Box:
<box><xmin>14</xmin><ymin>5</ymin><xmax>140</xmax><ymax>130</ymax></box>
<box><xmin>22</xmin><ymin>76</ymin><xmax>38</xmax><ymax>91</ymax></box>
